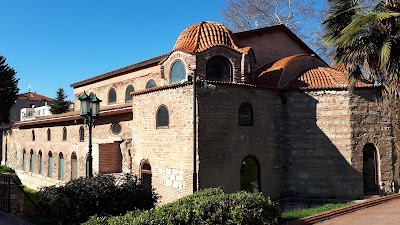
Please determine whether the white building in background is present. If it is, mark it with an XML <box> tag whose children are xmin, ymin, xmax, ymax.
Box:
<box><xmin>20</xmin><ymin>103</ymin><xmax>52</xmax><ymax>121</ymax></box>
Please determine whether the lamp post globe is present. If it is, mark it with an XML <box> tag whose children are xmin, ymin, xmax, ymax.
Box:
<box><xmin>78</xmin><ymin>91</ymin><xmax>90</xmax><ymax>116</ymax></box>
<box><xmin>90</xmin><ymin>94</ymin><xmax>102</xmax><ymax>117</ymax></box>
<box><xmin>78</xmin><ymin>91</ymin><xmax>101</xmax><ymax>177</ymax></box>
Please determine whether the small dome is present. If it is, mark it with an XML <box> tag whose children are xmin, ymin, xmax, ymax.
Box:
<box><xmin>173</xmin><ymin>21</ymin><xmax>243</xmax><ymax>54</ymax></box>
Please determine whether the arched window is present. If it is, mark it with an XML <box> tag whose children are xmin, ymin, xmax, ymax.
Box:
<box><xmin>239</xmin><ymin>102</ymin><xmax>253</xmax><ymax>126</ymax></box>
<box><xmin>206</xmin><ymin>56</ymin><xmax>232</xmax><ymax>82</ymax></box>
<box><xmin>125</xmin><ymin>85</ymin><xmax>134</xmax><ymax>103</ymax></box>
<box><xmin>32</xmin><ymin>130</ymin><xmax>35</xmax><ymax>141</ymax></box>
<box><xmin>30</xmin><ymin>150</ymin><xmax>34</xmax><ymax>172</ymax></box>
<box><xmin>108</xmin><ymin>88</ymin><xmax>117</xmax><ymax>105</ymax></box>
<box><xmin>48</xmin><ymin>151</ymin><xmax>53</xmax><ymax>177</ymax></box>
<box><xmin>140</xmin><ymin>160</ymin><xmax>152</xmax><ymax>189</ymax></box>
<box><xmin>59</xmin><ymin>153</ymin><xmax>64</xmax><ymax>180</ymax></box>
<box><xmin>146</xmin><ymin>79</ymin><xmax>157</xmax><ymax>89</ymax></box>
<box><xmin>47</xmin><ymin>128</ymin><xmax>51</xmax><ymax>141</ymax></box>
<box><xmin>38</xmin><ymin>150</ymin><xmax>43</xmax><ymax>174</ymax></box>
<box><xmin>171</xmin><ymin>60</ymin><xmax>186</xmax><ymax>84</ymax></box>
<box><xmin>111</xmin><ymin>123</ymin><xmax>122</xmax><ymax>135</ymax></box>
<box><xmin>363</xmin><ymin>144</ymin><xmax>379</xmax><ymax>194</ymax></box>
<box><xmin>62</xmin><ymin>127</ymin><xmax>67</xmax><ymax>141</ymax></box>
<box><xmin>240</xmin><ymin>156</ymin><xmax>260</xmax><ymax>193</ymax></box>
<box><xmin>156</xmin><ymin>105</ymin><xmax>169</xmax><ymax>128</ymax></box>
<box><xmin>22</xmin><ymin>149</ymin><xmax>27</xmax><ymax>170</ymax></box>
<box><xmin>71</xmin><ymin>152</ymin><xmax>78</xmax><ymax>180</ymax></box>
<box><xmin>79</xmin><ymin>126</ymin><xmax>84</xmax><ymax>142</ymax></box>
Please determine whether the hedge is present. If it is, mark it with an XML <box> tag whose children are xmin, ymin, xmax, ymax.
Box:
<box><xmin>38</xmin><ymin>173</ymin><xmax>157</xmax><ymax>225</ymax></box>
<box><xmin>84</xmin><ymin>188</ymin><xmax>280</xmax><ymax>225</ymax></box>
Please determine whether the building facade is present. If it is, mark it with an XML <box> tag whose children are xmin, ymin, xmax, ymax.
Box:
<box><xmin>2</xmin><ymin>21</ymin><xmax>398</xmax><ymax>204</ymax></box>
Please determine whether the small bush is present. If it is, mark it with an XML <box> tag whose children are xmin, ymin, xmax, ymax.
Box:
<box><xmin>0</xmin><ymin>165</ymin><xmax>15</xmax><ymax>173</ymax></box>
<box><xmin>38</xmin><ymin>173</ymin><xmax>157</xmax><ymax>225</ymax></box>
<box><xmin>85</xmin><ymin>188</ymin><xmax>280</xmax><ymax>225</ymax></box>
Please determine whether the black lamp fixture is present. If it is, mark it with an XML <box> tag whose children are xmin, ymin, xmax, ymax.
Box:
<box><xmin>78</xmin><ymin>91</ymin><xmax>102</xmax><ymax>177</ymax></box>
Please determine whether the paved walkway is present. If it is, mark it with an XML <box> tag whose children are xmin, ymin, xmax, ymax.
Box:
<box><xmin>318</xmin><ymin>198</ymin><xmax>400</xmax><ymax>224</ymax></box>
<box><xmin>0</xmin><ymin>210</ymin><xmax>33</xmax><ymax>225</ymax></box>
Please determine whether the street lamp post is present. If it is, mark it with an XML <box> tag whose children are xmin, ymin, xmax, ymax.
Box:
<box><xmin>79</xmin><ymin>91</ymin><xmax>102</xmax><ymax>177</ymax></box>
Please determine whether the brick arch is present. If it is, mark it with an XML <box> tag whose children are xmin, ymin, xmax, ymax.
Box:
<box><xmin>240</xmin><ymin>155</ymin><xmax>261</xmax><ymax>193</ymax></box>
<box><xmin>140</xmin><ymin>159</ymin><xmax>152</xmax><ymax>190</ymax></box>
<box><xmin>353</xmin><ymin>139</ymin><xmax>382</xmax><ymax>192</ymax></box>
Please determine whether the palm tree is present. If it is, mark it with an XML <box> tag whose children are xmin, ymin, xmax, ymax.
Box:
<box><xmin>323</xmin><ymin>0</ymin><xmax>400</xmax><ymax>189</ymax></box>
<box><xmin>324</xmin><ymin>0</ymin><xmax>400</xmax><ymax>86</ymax></box>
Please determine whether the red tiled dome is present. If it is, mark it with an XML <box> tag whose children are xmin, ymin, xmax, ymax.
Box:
<box><xmin>255</xmin><ymin>55</ymin><xmax>374</xmax><ymax>89</ymax></box>
<box><xmin>173</xmin><ymin>21</ymin><xmax>244</xmax><ymax>54</ymax></box>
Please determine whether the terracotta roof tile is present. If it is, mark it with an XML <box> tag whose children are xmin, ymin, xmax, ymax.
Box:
<box><xmin>255</xmin><ymin>55</ymin><xmax>375</xmax><ymax>90</ymax></box>
<box><xmin>15</xmin><ymin>103</ymin><xmax>132</xmax><ymax>127</ymax></box>
<box><xmin>173</xmin><ymin>21</ymin><xmax>248</xmax><ymax>54</ymax></box>
<box><xmin>331</xmin><ymin>63</ymin><xmax>346</xmax><ymax>72</ymax></box>
<box><xmin>70</xmin><ymin>54</ymin><xmax>168</xmax><ymax>88</ymax></box>
<box><xmin>254</xmin><ymin>54</ymin><xmax>308</xmax><ymax>87</ymax></box>
<box><xmin>287</xmin><ymin>67</ymin><xmax>375</xmax><ymax>89</ymax></box>
<box><xmin>18</xmin><ymin>92</ymin><xmax>53</xmax><ymax>101</ymax></box>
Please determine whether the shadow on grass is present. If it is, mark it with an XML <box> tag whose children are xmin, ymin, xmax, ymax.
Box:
<box><xmin>22</xmin><ymin>187</ymin><xmax>56</xmax><ymax>225</ymax></box>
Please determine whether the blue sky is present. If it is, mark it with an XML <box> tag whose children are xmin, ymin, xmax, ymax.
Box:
<box><xmin>1</xmin><ymin>1</ymin><xmax>224</xmax><ymax>100</ymax></box>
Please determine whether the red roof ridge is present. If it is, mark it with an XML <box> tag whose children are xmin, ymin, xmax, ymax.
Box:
<box><xmin>18</xmin><ymin>92</ymin><xmax>53</xmax><ymax>101</ymax></box>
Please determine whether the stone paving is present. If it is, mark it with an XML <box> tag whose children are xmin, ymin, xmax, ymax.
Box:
<box><xmin>318</xmin><ymin>198</ymin><xmax>400</xmax><ymax>225</ymax></box>
<box><xmin>0</xmin><ymin>210</ymin><xmax>32</xmax><ymax>225</ymax></box>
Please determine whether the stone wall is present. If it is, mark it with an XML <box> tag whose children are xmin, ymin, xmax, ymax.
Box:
<box><xmin>282</xmin><ymin>90</ymin><xmax>361</xmax><ymax>198</ymax></box>
<box><xmin>132</xmin><ymin>85</ymin><xmax>195</xmax><ymax>204</ymax></box>
<box><xmin>196</xmin><ymin>47</ymin><xmax>244</xmax><ymax>83</ymax></box>
<box><xmin>197</xmin><ymin>84</ymin><xmax>282</xmax><ymax>198</ymax></box>
<box><xmin>2</xmin><ymin>111</ymin><xmax>133</xmax><ymax>190</ymax></box>
<box><xmin>235</xmin><ymin>29</ymin><xmax>310</xmax><ymax>70</ymax></box>
<box><xmin>73</xmin><ymin>65</ymin><xmax>168</xmax><ymax>111</ymax></box>
<box><xmin>350</xmin><ymin>88</ymin><xmax>395</xmax><ymax>194</ymax></box>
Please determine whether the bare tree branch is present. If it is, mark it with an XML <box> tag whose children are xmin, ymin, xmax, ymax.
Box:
<box><xmin>221</xmin><ymin>0</ymin><xmax>331</xmax><ymax>62</ymax></box>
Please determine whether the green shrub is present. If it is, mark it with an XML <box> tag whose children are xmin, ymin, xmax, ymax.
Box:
<box><xmin>38</xmin><ymin>173</ymin><xmax>157</xmax><ymax>225</ymax></box>
<box><xmin>0</xmin><ymin>165</ymin><xmax>15</xmax><ymax>173</ymax></box>
<box><xmin>84</xmin><ymin>188</ymin><xmax>280</xmax><ymax>225</ymax></box>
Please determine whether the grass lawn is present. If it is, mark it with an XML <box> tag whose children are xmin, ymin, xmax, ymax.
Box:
<box><xmin>281</xmin><ymin>202</ymin><xmax>354</xmax><ymax>222</ymax></box>
<box><xmin>22</xmin><ymin>187</ymin><xmax>56</xmax><ymax>225</ymax></box>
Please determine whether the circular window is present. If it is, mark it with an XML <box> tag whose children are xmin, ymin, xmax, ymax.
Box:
<box><xmin>111</xmin><ymin>123</ymin><xmax>122</xmax><ymax>135</ymax></box>
<box><xmin>171</xmin><ymin>60</ymin><xmax>186</xmax><ymax>84</ymax></box>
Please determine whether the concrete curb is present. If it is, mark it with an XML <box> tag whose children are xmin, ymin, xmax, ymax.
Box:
<box><xmin>283</xmin><ymin>193</ymin><xmax>400</xmax><ymax>225</ymax></box>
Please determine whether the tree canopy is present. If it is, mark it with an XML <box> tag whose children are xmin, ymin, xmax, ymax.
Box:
<box><xmin>0</xmin><ymin>55</ymin><xmax>19</xmax><ymax>124</ymax></box>
<box><xmin>50</xmin><ymin>88</ymin><xmax>69</xmax><ymax>114</ymax></box>
<box><xmin>221</xmin><ymin>0</ymin><xmax>330</xmax><ymax>60</ymax></box>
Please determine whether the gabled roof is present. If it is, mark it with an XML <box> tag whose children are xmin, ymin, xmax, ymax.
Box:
<box><xmin>18</xmin><ymin>92</ymin><xmax>53</xmax><ymax>101</ymax></box>
<box><xmin>70</xmin><ymin>54</ymin><xmax>169</xmax><ymax>88</ymax></box>
<box><xmin>234</xmin><ymin>24</ymin><xmax>325</xmax><ymax>64</ymax></box>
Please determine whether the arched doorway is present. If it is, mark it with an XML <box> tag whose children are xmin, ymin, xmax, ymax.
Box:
<box><xmin>240</xmin><ymin>156</ymin><xmax>260</xmax><ymax>193</ymax></box>
<box><xmin>363</xmin><ymin>144</ymin><xmax>379</xmax><ymax>194</ymax></box>
<box><xmin>141</xmin><ymin>160</ymin><xmax>152</xmax><ymax>190</ymax></box>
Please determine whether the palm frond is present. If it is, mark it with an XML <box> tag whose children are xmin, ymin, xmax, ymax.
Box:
<box><xmin>380</xmin><ymin>39</ymin><xmax>392</xmax><ymax>69</ymax></box>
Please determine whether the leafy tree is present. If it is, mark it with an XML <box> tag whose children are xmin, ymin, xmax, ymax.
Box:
<box><xmin>0</xmin><ymin>55</ymin><xmax>19</xmax><ymax>124</ymax></box>
<box><xmin>221</xmin><ymin>0</ymin><xmax>330</xmax><ymax>60</ymax></box>
<box><xmin>50</xmin><ymin>87</ymin><xmax>69</xmax><ymax>114</ymax></box>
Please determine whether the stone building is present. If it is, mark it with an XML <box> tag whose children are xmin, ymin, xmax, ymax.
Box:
<box><xmin>2</xmin><ymin>21</ymin><xmax>398</xmax><ymax>204</ymax></box>
<box><xmin>9</xmin><ymin>92</ymin><xmax>53</xmax><ymax>122</ymax></box>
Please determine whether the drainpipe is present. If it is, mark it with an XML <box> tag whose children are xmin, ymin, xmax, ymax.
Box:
<box><xmin>193</xmin><ymin>71</ymin><xmax>198</xmax><ymax>193</ymax></box>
